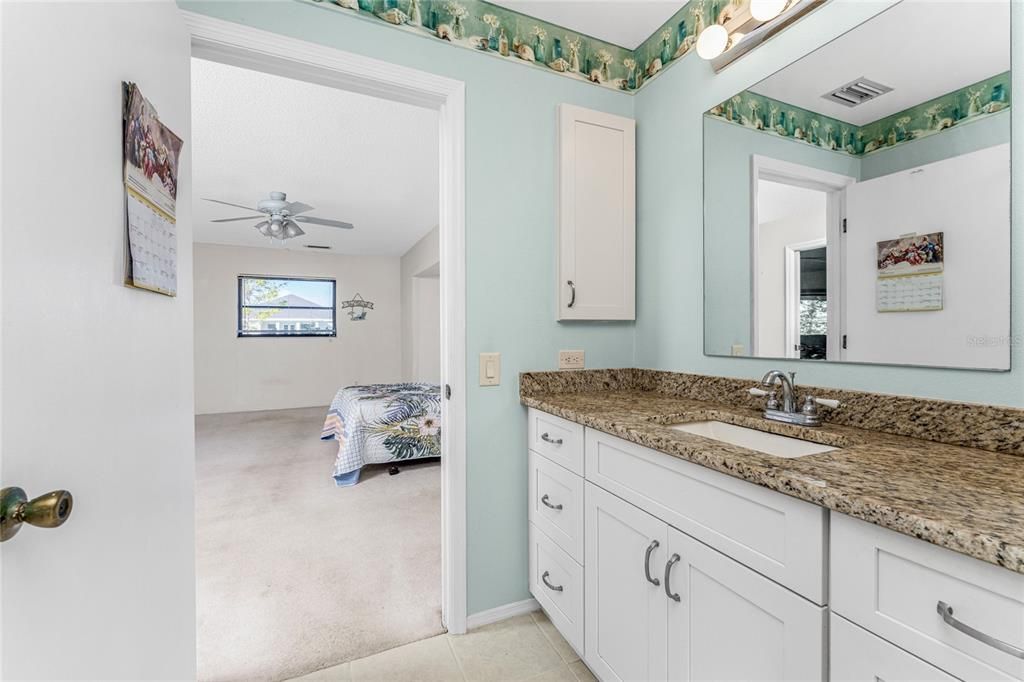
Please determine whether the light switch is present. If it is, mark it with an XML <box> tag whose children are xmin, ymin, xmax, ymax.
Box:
<box><xmin>479</xmin><ymin>352</ymin><xmax>501</xmax><ymax>386</ymax></box>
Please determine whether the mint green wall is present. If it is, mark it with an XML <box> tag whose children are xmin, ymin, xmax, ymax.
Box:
<box><xmin>860</xmin><ymin>110</ymin><xmax>1010</xmax><ymax>180</ymax></box>
<box><xmin>180</xmin><ymin>0</ymin><xmax>636</xmax><ymax>614</ymax></box>
<box><xmin>635</xmin><ymin>0</ymin><xmax>1024</xmax><ymax>407</ymax></box>
<box><xmin>703</xmin><ymin>116</ymin><xmax>860</xmax><ymax>354</ymax></box>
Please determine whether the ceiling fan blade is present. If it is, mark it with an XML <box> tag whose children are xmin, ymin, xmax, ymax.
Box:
<box><xmin>210</xmin><ymin>215</ymin><xmax>265</xmax><ymax>223</ymax></box>
<box><xmin>285</xmin><ymin>201</ymin><xmax>315</xmax><ymax>215</ymax></box>
<box><xmin>292</xmin><ymin>216</ymin><xmax>354</xmax><ymax>229</ymax></box>
<box><xmin>202</xmin><ymin>198</ymin><xmax>258</xmax><ymax>211</ymax></box>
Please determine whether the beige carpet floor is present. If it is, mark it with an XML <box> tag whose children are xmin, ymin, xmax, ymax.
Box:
<box><xmin>196</xmin><ymin>406</ymin><xmax>443</xmax><ymax>682</ymax></box>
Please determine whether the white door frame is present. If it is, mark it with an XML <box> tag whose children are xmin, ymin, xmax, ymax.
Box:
<box><xmin>750</xmin><ymin>155</ymin><xmax>855</xmax><ymax>360</ymax></box>
<box><xmin>182</xmin><ymin>12</ymin><xmax>469</xmax><ymax>634</ymax></box>
<box><xmin>784</xmin><ymin>238</ymin><xmax>827</xmax><ymax>359</ymax></box>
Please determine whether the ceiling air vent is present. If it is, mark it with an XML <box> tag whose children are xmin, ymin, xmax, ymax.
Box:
<box><xmin>305</xmin><ymin>244</ymin><xmax>331</xmax><ymax>250</ymax></box>
<box><xmin>822</xmin><ymin>77</ymin><xmax>892</xmax><ymax>108</ymax></box>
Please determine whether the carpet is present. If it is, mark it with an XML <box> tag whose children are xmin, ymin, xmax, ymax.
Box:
<box><xmin>196</xmin><ymin>406</ymin><xmax>443</xmax><ymax>682</ymax></box>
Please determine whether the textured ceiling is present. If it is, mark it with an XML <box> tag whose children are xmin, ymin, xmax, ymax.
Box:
<box><xmin>191</xmin><ymin>57</ymin><xmax>438</xmax><ymax>256</ymax></box>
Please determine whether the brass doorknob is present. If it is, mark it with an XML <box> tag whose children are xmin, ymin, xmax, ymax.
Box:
<box><xmin>0</xmin><ymin>487</ymin><xmax>73</xmax><ymax>542</ymax></box>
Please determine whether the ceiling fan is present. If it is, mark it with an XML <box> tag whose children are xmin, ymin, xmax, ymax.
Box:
<box><xmin>203</xmin><ymin>191</ymin><xmax>354</xmax><ymax>241</ymax></box>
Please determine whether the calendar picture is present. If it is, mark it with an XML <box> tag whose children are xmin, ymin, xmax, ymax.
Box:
<box><xmin>876</xmin><ymin>232</ymin><xmax>944</xmax><ymax>278</ymax></box>
<box><xmin>122</xmin><ymin>82</ymin><xmax>182</xmax><ymax>297</ymax></box>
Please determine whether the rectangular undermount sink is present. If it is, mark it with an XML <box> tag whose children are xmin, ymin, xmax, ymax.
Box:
<box><xmin>669</xmin><ymin>421</ymin><xmax>837</xmax><ymax>458</ymax></box>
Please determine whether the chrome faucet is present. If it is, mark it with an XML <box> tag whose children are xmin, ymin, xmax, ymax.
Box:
<box><xmin>749</xmin><ymin>370</ymin><xmax>840</xmax><ymax>427</ymax></box>
<box><xmin>760</xmin><ymin>370</ymin><xmax>797</xmax><ymax>413</ymax></box>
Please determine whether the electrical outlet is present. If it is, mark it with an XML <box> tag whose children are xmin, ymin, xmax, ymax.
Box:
<box><xmin>559</xmin><ymin>350</ymin><xmax>585</xmax><ymax>370</ymax></box>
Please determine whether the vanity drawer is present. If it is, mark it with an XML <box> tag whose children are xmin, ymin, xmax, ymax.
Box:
<box><xmin>529</xmin><ymin>450</ymin><xmax>584</xmax><ymax>562</ymax></box>
<box><xmin>585</xmin><ymin>429</ymin><xmax>827</xmax><ymax>603</ymax></box>
<box><xmin>529</xmin><ymin>522</ymin><xmax>584</xmax><ymax>655</ymax></box>
<box><xmin>830</xmin><ymin>613</ymin><xmax>958</xmax><ymax>681</ymax></box>
<box><xmin>528</xmin><ymin>408</ymin><xmax>584</xmax><ymax>475</ymax></box>
<box><xmin>831</xmin><ymin>513</ymin><xmax>1024</xmax><ymax>681</ymax></box>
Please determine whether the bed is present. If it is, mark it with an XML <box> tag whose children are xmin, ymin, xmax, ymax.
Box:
<box><xmin>321</xmin><ymin>382</ymin><xmax>441</xmax><ymax>486</ymax></box>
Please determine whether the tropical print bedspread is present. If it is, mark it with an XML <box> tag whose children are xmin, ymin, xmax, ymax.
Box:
<box><xmin>321</xmin><ymin>383</ymin><xmax>441</xmax><ymax>481</ymax></box>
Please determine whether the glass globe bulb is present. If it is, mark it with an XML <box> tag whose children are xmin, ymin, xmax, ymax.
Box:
<box><xmin>696</xmin><ymin>24</ymin><xmax>730</xmax><ymax>60</ymax></box>
<box><xmin>750</xmin><ymin>0</ymin><xmax>788</xmax><ymax>21</ymax></box>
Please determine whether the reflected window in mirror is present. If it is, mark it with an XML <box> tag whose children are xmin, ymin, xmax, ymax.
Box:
<box><xmin>703</xmin><ymin>0</ymin><xmax>1011</xmax><ymax>371</ymax></box>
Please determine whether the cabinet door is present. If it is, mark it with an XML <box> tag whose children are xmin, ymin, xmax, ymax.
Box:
<box><xmin>666</xmin><ymin>527</ymin><xmax>826</xmax><ymax>682</ymax></box>
<box><xmin>557</xmin><ymin>104</ymin><xmax>636</xmax><ymax>321</ymax></box>
<box><xmin>585</xmin><ymin>483</ymin><xmax>667</xmax><ymax>682</ymax></box>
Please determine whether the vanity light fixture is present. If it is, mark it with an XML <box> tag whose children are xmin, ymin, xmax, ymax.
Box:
<box><xmin>697</xmin><ymin>0</ymin><xmax>824</xmax><ymax>72</ymax></box>
<box><xmin>696</xmin><ymin>24</ymin><xmax>732</xmax><ymax>60</ymax></box>
<box><xmin>749</xmin><ymin>0</ymin><xmax>790</xmax><ymax>22</ymax></box>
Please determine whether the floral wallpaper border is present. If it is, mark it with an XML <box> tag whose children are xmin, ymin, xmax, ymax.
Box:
<box><xmin>705</xmin><ymin>71</ymin><xmax>1011</xmax><ymax>158</ymax></box>
<box><xmin>299</xmin><ymin>0</ymin><xmax>717</xmax><ymax>93</ymax></box>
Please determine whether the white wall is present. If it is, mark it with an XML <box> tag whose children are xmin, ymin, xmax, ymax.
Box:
<box><xmin>756</xmin><ymin>189</ymin><xmax>827</xmax><ymax>358</ymax></box>
<box><xmin>400</xmin><ymin>226</ymin><xmax>440</xmax><ymax>383</ymax></box>
<box><xmin>1</xmin><ymin>2</ymin><xmax>196</xmax><ymax>678</ymax></box>
<box><xmin>844</xmin><ymin>143</ymin><xmax>1010</xmax><ymax>370</ymax></box>
<box><xmin>193</xmin><ymin>243</ymin><xmax>402</xmax><ymax>413</ymax></box>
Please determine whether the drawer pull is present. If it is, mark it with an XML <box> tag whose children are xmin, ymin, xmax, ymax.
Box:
<box><xmin>937</xmin><ymin>601</ymin><xmax>1024</xmax><ymax>659</ymax></box>
<box><xmin>540</xmin><ymin>433</ymin><xmax>563</xmax><ymax>445</ymax></box>
<box><xmin>664</xmin><ymin>553</ymin><xmax>681</xmax><ymax>602</ymax></box>
<box><xmin>540</xmin><ymin>494</ymin><xmax>563</xmax><ymax>511</ymax></box>
<box><xmin>644</xmin><ymin>540</ymin><xmax>661</xmax><ymax>586</ymax></box>
<box><xmin>541</xmin><ymin>570</ymin><xmax>564</xmax><ymax>592</ymax></box>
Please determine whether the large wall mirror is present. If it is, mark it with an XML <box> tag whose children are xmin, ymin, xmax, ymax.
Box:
<box><xmin>703</xmin><ymin>0</ymin><xmax>1011</xmax><ymax>370</ymax></box>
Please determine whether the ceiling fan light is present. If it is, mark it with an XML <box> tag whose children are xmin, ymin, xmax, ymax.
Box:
<box><xmin>750</xmin><ymin>0</ymin><xmax>789</xmax><ymax>22</ymax></box>
<box><xmin>284</xmin><ymin>223</ymin><xmax>303</xmax><ymax>239</ymax></box>
<box><xmin>696</xmin><ymin>24</ymin><xmax>730</xmax><ymax>60</ymax></box>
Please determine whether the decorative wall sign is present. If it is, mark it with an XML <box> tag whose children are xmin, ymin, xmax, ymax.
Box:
<box><xmin>706</xmin><ymin>72</ymin><xmax>1011</xmax><ymax>158</ymax></box>
<box><xmin>299</xmin><ymin>0</ymin><xmax>720</xmax><ymax>93</ymax></box>
<box><xmin>341</xmin><ymin>292</ymin><xmax>375</xmax><ymax>320</ymax></box>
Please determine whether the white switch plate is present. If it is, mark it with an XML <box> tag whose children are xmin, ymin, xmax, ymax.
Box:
<box><xmin>479</xmin><ymin>352</ymin><xmax>500</xmax><ymax>386</ymax></box>
<box><xmin>559</xmin><ymin>350</ymin><xmax>585</xmax><ymax>370</ymax></box>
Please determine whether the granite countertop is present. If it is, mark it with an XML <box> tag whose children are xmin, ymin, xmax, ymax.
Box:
<box><xmin>521</xmin><ymin>386</ymin><xmax>1024</xmax><ymax>575</ymax></box>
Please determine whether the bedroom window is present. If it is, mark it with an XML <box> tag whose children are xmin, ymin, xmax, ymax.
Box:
<box><xmin>237</xmin><ymin>275</ymin><xmax>336</xmax><ymax>337</ymax></box>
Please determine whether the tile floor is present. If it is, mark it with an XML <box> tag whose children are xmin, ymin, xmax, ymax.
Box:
<box><xmin>292</xmin><ymin>611</ymin><xmax>595</xmax><ymax>682</ymax></box>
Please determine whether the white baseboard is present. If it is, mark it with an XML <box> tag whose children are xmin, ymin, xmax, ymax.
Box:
<box><xmin>466</xmin><ymin>598</ymin><xmax>540</xmax><ymax>630</ymax></box>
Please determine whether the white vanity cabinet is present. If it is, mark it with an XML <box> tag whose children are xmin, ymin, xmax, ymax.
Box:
<box><xmin>556</xmin><ymin>104</ymin><xmax>636</xmax><ymax>321</ymax></box>
<box><xmin>527</xmin><ymin>408</ymin><xmax>826</xmax><ymax>681</ymax></box>
<box><xmin>525</xmin><ymin>407</ymin><xmax>1024</xmax><ymax>682</ymax></box>
<box><xmin>584</xmin><ymin>483</ymin><xmax>825</xmax><ymax>682</ymax></box>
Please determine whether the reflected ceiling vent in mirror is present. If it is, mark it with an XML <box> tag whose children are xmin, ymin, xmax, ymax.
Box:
<box><xmin>305</xmin><ymin>244</ymin><xmax>332</xmax><ymax>250</ymax></box>
<box><xmin>823</xmin><ymin>78</ymin><xmax>893</xmax><ymax>108</ymax></box>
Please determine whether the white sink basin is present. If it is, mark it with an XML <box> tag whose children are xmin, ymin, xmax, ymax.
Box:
<box><xmin>669</xmin><ymin>421</ymin><xmax>836</xmax><ymax>458</ymax></box>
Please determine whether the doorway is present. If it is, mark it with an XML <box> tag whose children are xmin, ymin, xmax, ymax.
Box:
<box><xmin>185</xmin><ymin>12</ymin><xmax>467</xmax><ymax>680</ymax></box>
<box><xmin>750</xmin><ymin>156</ymin><xmax>854</xmax><ymax>361</ymax></box>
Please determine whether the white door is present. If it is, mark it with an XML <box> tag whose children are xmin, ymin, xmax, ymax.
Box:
<box><xmin>584</xmin><ymin>483</ymin><xmax>667</xmax><ymax>682</ymax></box>
<box><xmin>842</xmin><ymin>143</ymin><xmax>1010</xmax><ymax>369</ymax></box>
<box><xmin>557</xmin><ymin>104</ymin><xmax>636</xmax><ymax>321</ymax></box>
<box><xmin>665</xmin><ymin>526</ymin><xmax>826</xmax><ymax>682</ymax></box>
<box><xmin>1</xmin><ymin>3</ymin><xmax>196</xmax><ymax>679</ymax></box>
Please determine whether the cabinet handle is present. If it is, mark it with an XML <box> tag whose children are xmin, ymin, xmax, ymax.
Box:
<box><xmin>541</xmin><ymin>570</ymin><xmax>564</xmax><ymax>592</ymax></box>
<box><xmin>664</xmin><ymin>553</ymin><xmax>681</xmax><ymax>602</ymax></box>
<box><xmin>937</xmin><ymin>601</ymin><xmax>1024</xmax><ymax>659</ymax></box>
<box><xmin>540</xmin><ymin>433</ymin><xmax>563</xmax><ymax>445</ymax></box>
<box><xmin>644</xmin><ymin>540</ymin><xmax>661</xmax><ymax>586</ymax></box>
<box><xmin>540</xmin><ymin>494</ymin><xmax>563</xmax><ymax>511</ymax></box>
<box><xmin>567</xmin><ymin>280</ymin><xmax>576</xmax><ymax>308</ymax></box>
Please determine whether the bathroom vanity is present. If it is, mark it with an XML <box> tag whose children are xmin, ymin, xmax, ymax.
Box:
<box><xmin>522</xmin><ymin>370</ymin><xmax>1024</xmax><ymax>682</ymax></box>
